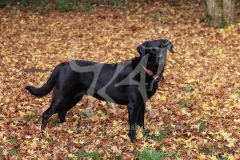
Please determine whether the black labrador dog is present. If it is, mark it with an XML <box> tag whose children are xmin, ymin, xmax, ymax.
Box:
<box><xmin>25</xmin><ymin>39</ymin><xmax>174</xmax><ymax>142</ymax></box>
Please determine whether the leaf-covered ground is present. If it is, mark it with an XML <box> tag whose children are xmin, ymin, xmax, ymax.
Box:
<box><xmin>1</xmin><ymin>1</ymin><xmax>240</xmax><ymax>159</ymax></box>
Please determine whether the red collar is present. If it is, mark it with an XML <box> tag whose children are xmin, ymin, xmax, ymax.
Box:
<box><xmin>141</xmin><ymin>64</ymin><xmax>163</xmax><ymax>81</ymax></box>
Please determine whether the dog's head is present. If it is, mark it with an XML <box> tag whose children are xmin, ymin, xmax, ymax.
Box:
<box><xmin>137</xmin><ymin>39</ymin><xmax>174</xmax><ymax>65</ymax></box>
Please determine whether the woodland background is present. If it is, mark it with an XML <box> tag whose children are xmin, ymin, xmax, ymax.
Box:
<box><xmin>0</xmin><ymin>0</ymin><xmax>240</xmax><ymax>159</ymax></box>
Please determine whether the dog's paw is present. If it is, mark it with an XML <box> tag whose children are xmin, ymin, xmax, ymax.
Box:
<box><xmin>128</xmin><ymin>130</ymin><xmax>137</xmax><ymax>143</ymax></box>
<box><xmin>137</xmin><ymin>122</ymin><xmax>145</xmax><ymax>128</ymax></box>
<box><xmin>58</xmin><ymin>113</ymin><xmax>66</xmax><ymax>123</ymax></box>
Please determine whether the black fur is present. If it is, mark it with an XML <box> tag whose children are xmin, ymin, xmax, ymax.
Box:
<box><xmin>25</xmin><ymin>39</ymin><xmax>174</xmax><ymax>142</ymax></box>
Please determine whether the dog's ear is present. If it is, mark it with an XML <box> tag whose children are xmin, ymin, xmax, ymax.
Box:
<box><xmin>137</xmin><ymin>41</ymin><xmax>148</xmax><ymax>57</ymax></box>
<box><xmin>161</xmin><ymin>40</ymin><xmax>174</xmax><ymax>54</ymax></box>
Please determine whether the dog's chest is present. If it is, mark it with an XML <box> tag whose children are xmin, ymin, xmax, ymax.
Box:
<box><xmin>146</xmin><ymin>81</ymin><xmax>159</xmax><ymax>98</ymax></box>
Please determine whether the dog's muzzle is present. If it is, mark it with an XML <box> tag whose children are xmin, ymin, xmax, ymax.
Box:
<box><xmin>156</xmin><ymin>53</ymin><xmax>165</xmax><ymax>64</ymax></box>
<box><xmin>157</xmin><ymin>56</ymin><xmax>165</xmax><ymax>64</ymax></box>
<box><xmin>156</xmin><ymin>48</ymin><xmax>167</xmax><ymax>65</ymax></box>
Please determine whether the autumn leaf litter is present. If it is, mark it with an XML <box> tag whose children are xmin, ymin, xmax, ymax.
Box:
<box><xmin>0</xmin><ymin>1</ymin><xmax>240</xmax><ymax>159</ymax></box>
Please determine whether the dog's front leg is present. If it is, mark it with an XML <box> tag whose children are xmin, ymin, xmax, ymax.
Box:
<box><xmin>137</xmin><ymin>103</ymin><xmax>145</xmax><ymax>128</ymax></box>
<box><xmin>127</xmin><ymin>102</ymin><xmax>141</xmax><ymax>143</ymax></box>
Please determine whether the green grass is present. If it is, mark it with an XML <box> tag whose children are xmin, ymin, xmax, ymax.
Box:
<box><xmin>139</xmin><ymin>149</ymin><xmax>166</xmax><ymax>160</ymax></box>
<box><xmin>0</xmin><ymin>149</ymin><xmax>3</xmax><ymax>158</ymax></box>
<box><xmin>216</xmin><ymin>154</ymin><xmax>228</xmax><ymax>160</ymax></box>
<box><xmin>134</xmin><ymin>148</ymin><xmax>180</xmax><ymax>160</ymax></box>
<box><xmin>80</xmin><ymin>110</ymin><xmax>93</xmax><ymax>119</ymax></box>
<box><xmin>7</xmin><ymin>149</ymin><xmax>19</xmax><ymax>156</ymax></box>
<box><xmin>24</xmin><ymin>114</ymin><xmax>38</xmax><ymax>121</ymax></box>
<box><xmin>47</xmin><ymin>137</ymin><xmax>55</xmax><ymax>143</ymax></box>
<box><xmin>9</xmin><ymin>137</ymin><xmax>18</xmax><ymax>144</ymax></box>
<box><xmin>199</xmin><ymin>145</ymin><xmax>228</xmax><ymax>160</ymax></box>
<box><xmin>143</xmin><ymin>125</ymin><xmax>172</xmax><ymax>143</ymax></box>
<box><xmin>199</xmin><ymin>121</ymin><xmax>207</xmax><ymax>132</ymax></box>
<box><xmin>185</xmin><ymin>86</ymin><xmax>193</xmax><ymax>93</ymax></box>
<box><xmin>199</xmin><ymin>143</ymin><xmax>228</xmax><ymax>159</ymax></box>
<box><xmin>199</xmin><ymin>147</ymin><xmax>213</xmax><ymax>155</ymax></box>
<box><xmin>74</xmin><ymin>149</ymin><xmax>100</xmax><ymax>160</ymax></box>
<box><xmin>63</xmin><ymin>158</ymin><xmax>73</xmax><ymax>160</ymax></box>
<box><xmin>143</xmin><ymin>129</ymin><xmax>164</xmax><ymax>143</ymax></box>
<box><xmin>178</xmin><ymin>99</ymin><xmax>191</xmax><ymax>108</ymax></box>
<box><xmin>51</xmin><ymin>118</ymin><xmax>60</xmax><ymax>127</ymax></box>
<box><xmin>237</xmin><ymin>0</ymin><xmax>240</xmax><ymax>5</ymax></box>
<box><xmin>1</xmin><ymin>0</ymin><xmax>143</xmax><ymax>13</ymax></box>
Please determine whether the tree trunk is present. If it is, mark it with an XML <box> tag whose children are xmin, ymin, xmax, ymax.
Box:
<box><xmin>205</xmin><ymin>0</ymin><xmax>235</xmax><ymax>27</ymax></box>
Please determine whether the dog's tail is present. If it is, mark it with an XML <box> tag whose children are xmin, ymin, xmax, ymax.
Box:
<box><xmin>25</xmin><ymin>64</ymin><xmax>61</xmax><ymax>97</ymax></box>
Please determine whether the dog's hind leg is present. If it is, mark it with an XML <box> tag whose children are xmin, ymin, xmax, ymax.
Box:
<box><xmin>58</xmin><ymin>93</ymin><xmax>83</xmax><ymax>123</ymax></box>
<box><xmin>41</xmin><ymin>92</ymin><xmax>74</xmax><ymax>130</ymax></box>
